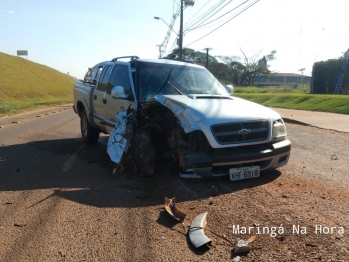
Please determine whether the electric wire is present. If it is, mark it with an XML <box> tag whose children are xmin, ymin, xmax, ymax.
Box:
<box><xmin>185</xmin><ymin>0</ymin><xmax>260</xmax><ymax>47</ymax></box>
<box><xmin>185</xmin><ymin>0</ymin><xmax>248</xmax><ymax>33</ymax></box>
<box><xmin>184</xmin><ymin>0</ymin><xmax>226</xmax><ymax>30</ymax></box>
<box><xmin>184</xmin><ymin>0</ymin><xmax>211</xmax><ymax>26</ymax></box>
<box><xmin>184</xmin><ymin>0</ymin><xmax>234</xmax><ymax>32</ymax></box>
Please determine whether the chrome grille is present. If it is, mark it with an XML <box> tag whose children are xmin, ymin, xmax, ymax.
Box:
<box><xmin>211</xmin><ymin>120</ymin><xmax>269</xmax><ymax>144</ymax></box>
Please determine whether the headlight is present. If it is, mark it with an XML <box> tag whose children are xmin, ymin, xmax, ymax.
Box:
<box><xmin>272</xmin><ymin>119</ymin><xmax>287</xmax><ymax>142</ymax></box>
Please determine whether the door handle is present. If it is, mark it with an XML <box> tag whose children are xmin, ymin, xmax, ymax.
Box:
<box><xmin>102</xmin><ymin>98</ymin><xmax>107</xmax><ymax>104</ymax></box>
<box><xmin>94</xmin><ymin>95</ymin><xmax>97</xmax><ymax>100</ymax></box>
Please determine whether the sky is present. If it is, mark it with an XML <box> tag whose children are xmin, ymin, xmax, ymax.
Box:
<box><xmin>0</xmin><ymin>0</ymin><xmax>348</xmax><ymax>79</ymax></box>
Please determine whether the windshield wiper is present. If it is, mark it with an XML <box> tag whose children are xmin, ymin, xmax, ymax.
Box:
<box><xmin>167</xmin><ymin>81</ymin><xmax>183</xmax><ymax>95</ymax></box>
<box><xmin>154</xmin><ymin>69</ymin><xmax>173</xmax><ymax>95</ymax></box>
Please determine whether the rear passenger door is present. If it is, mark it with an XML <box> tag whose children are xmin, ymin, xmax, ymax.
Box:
<box><xmin>105</xmin><ymin>63</ymin><xmax>136</xmax><ymax>133</ymax></box>
<box><xmin>91</xmin><ymin>65</ymin><xmax>112</xmax><ymax>133</ymax></box>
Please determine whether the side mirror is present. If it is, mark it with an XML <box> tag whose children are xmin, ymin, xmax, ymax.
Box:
<box><xmin>225</xmin><ymin>85</ymin><xmax>234</xmax><ymax>95</ymax></box>
<box><xmin>111</xmin><ymin>86</ymin><xmax>128</xmax><ymax>99</ymax></box>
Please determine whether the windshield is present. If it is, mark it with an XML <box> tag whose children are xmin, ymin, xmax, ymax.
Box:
<box><xmin>137</xmin><ymin>61</ymin><xmax>228</xmax><ymax>101</ymax></box>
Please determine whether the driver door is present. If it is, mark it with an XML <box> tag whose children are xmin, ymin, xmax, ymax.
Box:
<box><xmin>104</xmin><ymin>63</ymin><xmax>136</xmax><ymax>133</ymax></box>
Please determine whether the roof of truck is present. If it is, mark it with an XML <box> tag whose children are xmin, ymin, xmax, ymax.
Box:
<box><xmin>136</xmin><ymin>58</ymin><xmax>201</xmax><ymax>67</ymax></box>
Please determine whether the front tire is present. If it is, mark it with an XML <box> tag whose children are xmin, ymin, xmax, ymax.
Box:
<box><xmin>80</xmin><ymin>109</ymin><xmax>100</xmax><ymax>143</ymax></box>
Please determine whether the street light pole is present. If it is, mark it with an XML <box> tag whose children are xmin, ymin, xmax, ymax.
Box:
<box><xmin>154</xmin><ymin>17</ymin><xmax>178</xmax><ymax>36</ymax></box>
<box><xmin>155</xmin><ymin>0</ymin><xmax>194</xmax><ymax>61</ymax></box>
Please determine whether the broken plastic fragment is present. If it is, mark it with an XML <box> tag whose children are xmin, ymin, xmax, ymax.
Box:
<box><xmin>188</xmin><ymin>212</ymin><xmax>212</xmax><ymax>248</ymax></box>
<box><xmin>164</xmin><ymin>197</ymin><xmax>186</xmax><ymax>222</ymax></box>
<box><xmin>234</xmin><ymin>238</ymin><xmax>251</xmax><ymax>254</ymax></box>
<box><xmin>107</xmin><ymin>108</ymin><xmax>133</xmax><ymax>164</ymax></box>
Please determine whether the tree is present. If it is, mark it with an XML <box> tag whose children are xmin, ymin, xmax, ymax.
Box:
<box><xmin>215</xmin><ymin>56</ymin><xmax>245</xmax><ymax>85</ymax></box>
<box><xmin>165</xmin><ymin>48</ymin><xmax>232</xmax><ymax>84</ymax></box>
<box><xmin>217</xmin><ymin>49</ymin><xmax>276</xmax><ymax>86</ymax></box>
<box><xmin>164</xmin><ymin>48</ymin><xmax>218</xmax><ymax>64</ymax></box>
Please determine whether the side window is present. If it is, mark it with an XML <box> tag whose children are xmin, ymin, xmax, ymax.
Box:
<box><xmin>84</xmin><ymin>68</ymin><xmax>93</xmax><ymax>82</ymax></box>
<box><xmin>94</xmin><ymin>67</ymin><xmax>104</xmax><ymax>82</ymax></box>
<box><xmin>84</xmin><ymin>64</ymin><xmax>102</xmax><ymax>84</ymax></box>
<box><xmin>97</xmin><ymin>66</ymin><xmax>112</xmax><ymax>91</ymax></box>
<box><xmin>108</xmin><ymin>65</ymin><xmax>132</xmax><ymax>96</ymax></box>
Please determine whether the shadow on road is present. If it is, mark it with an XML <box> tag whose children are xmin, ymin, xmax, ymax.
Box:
<box><xmin>0</xmin><ymin>137</ymin><xmax>281</xmax><ymax>208</ymax></box>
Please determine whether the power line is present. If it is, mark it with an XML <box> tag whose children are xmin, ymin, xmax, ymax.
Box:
<box><xmin>185</xmin><ymin>0</ymin><xmax>260</xmax><ymax>47</ymax></box>
<box><xmin>185</xmin><ymin>0</ymin><xmax>211</xmax><ymax>26</ymax></box>
<box><xmin>185</xmin><ymin>0</ymin><xmax>234</xmax><ymax>32</ymax></box>
<box><xmin>185</xmin><ymin>0</ymin><xmax>248</xmax><ymax>33</ymax></box>
<box><xmin>184</xmin><ymin>0</ymin><xmax>226</xmax><ymax>30</ymax></box>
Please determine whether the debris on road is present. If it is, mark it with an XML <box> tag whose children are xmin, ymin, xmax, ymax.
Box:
<box><xmin>188</xmin><ymin>212</ymin><xmax>212</xmax><ymax>248</ymax></box>
<box><xmin>331</xmin><ymin>154</ymin><xmax>338</xmax><ymax>160</ymax></box>
<box><xmin>164</xmin><ymin>197</ymin><xmax>186</xmax><ymax>222</ymax></box>
<box><xmin>14</xmin><ymin>222</ymin><xmax>27</xmax><ymax>227</ymax></box>
<box><xmin>112</xmin><ymin>163</ymin><xmax>124</xmax><ymax>175</ymax></box>
<box><xmin>232</xmin><ymin>256</ymin><xmax>241</xmax><ymax>262</ymax></box>
<box><xmin>247</xmin><ymin>235</ymin><xmax>256</xmax><ymax>243</ymax></box>
<box><xmin>234</xmin><ymin>238</ymin><xmax>251</xmax><ymax>254</ymax></box>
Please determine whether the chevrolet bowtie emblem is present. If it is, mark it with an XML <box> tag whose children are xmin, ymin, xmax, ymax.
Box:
<box><xmin>238</xmin><ymin>129</ymin><xmax>251</xmax><ymax>136</ymax></box>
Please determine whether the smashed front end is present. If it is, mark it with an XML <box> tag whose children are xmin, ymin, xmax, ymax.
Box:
<box><xmin>108</xmin><ymin>59</ymin><xmax>291</xmax><ymax>178</ymax></box>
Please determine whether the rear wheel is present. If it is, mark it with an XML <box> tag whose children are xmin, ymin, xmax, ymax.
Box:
<box><xmin>80</xmin><ymin>109</ymin><xmax>100</xmax><ymax>143</ymax></box>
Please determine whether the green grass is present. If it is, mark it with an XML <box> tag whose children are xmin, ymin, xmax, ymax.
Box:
<box><xmin>234</xmin><ymin>86</ymin><xmax>311</xmax><ymax>94</ymax></box>
<box><xmin>234</xmin><ymin>93</ymin><xmax>349</xmax><ymax>114</ymax></box>
<box><xmin>0</xmin><ymin>52</ymin><xmax>76</xmax><ymax>118</ymax></box>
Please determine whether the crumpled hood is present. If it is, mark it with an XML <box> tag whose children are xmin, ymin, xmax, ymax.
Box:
<box><xmin>155</xmin><ymin>94</ymin><xmax>281</xmax><ymax>133</ymax></box>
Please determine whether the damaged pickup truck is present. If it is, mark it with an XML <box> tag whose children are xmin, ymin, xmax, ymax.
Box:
<box><xmin>73</xmin><ymin>56</ymin><xmax>291</xmax><ymax>179</ymax></box>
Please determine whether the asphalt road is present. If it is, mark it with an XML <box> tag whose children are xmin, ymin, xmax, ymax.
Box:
<box><xmin>0</xmin><ymin>106</ymin><xmax>348</xmax><ymax>261</ymax></box>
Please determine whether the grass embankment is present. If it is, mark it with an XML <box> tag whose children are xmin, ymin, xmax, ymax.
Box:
<box><xmin>234</xmin><ymin>87</ymin><xmax>349</xmax><ymax>115</ymax></box>
<box><xmin>0</xmin><ymin>52</ymin><xmax>76</xmax><ymax>118</ymax></box>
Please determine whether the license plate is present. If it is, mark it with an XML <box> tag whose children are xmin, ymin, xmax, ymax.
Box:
<box><xmin>229</xmin><ymin>166</ymin><xmax>260</xmax><ymax>181</ymax></box>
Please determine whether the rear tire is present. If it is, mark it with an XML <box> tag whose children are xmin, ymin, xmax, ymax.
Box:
<box><xmin>80</xmin><ymin>109</ymin><xmax>100</xmax><ymax>143</ymax></box>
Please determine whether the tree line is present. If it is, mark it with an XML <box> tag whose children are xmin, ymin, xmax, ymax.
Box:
<box><xmin>164</xmin><ymin>48</ymin><xmax>348</xmax><ymax>94</ymax></box>
<box><xmin>164</xmin><ymin>47</ymin><xmax>276</xmax><ymax>86</ymax></box>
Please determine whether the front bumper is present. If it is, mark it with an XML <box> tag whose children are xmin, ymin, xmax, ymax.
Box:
<box><xmin>180</xmin><ymin>139</ymin><xmax>291</xmax><ymax>178</ymax></box>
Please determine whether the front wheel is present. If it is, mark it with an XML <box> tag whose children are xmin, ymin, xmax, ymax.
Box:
<box><xmin>80</xmin><ymin>109</ymin><xmax>100</xmax><ymax>143</ymax></box>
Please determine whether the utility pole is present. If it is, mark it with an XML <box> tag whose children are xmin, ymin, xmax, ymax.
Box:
<box><xmin>204</xmin><ymin>48</ymin><xmax>212</xmax><ymax>68</ymax></box>
<box><xmin>179</xmin><ymin>0</ymin><xmax>184</xmax><ymax>61</ymax></box>
<box><xmin>178</xmin><ymin>0</ymin><xmax>195</xmax><ymax>61</ymax></box>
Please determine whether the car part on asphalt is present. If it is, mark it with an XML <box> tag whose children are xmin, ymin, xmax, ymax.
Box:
<box><xmin>164</xmin><ymin>197</ymin><xmax>186</xmax><ymax>222</ymax></box>
<box><xmin>234</xmin><ymin>238</ymin><xmax>251</xmax><ymax>254</ymax></box>
<box><xmin>188</xmin><ymin>212</ymin><xmax>212</xmax><ymax>248</ymax></box>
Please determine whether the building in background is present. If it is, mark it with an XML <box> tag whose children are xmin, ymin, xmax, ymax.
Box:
<box><xmin>253</xmin><ymin>73</ymin><xmax>311</xmax><ymax>87</ymax></box>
